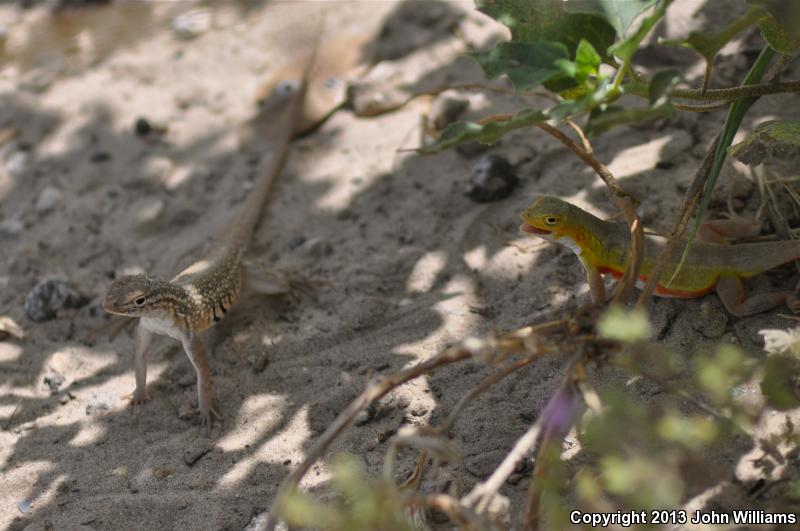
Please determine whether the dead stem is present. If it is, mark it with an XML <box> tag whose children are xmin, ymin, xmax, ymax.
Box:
<box><xmin>635</xmin><ymin>135</ymin><xmax>719</xmax><ymax>307</ymax></box>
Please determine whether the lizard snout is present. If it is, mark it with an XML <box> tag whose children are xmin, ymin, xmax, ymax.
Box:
<box><xmin>519</xmin><ymin>222</ymin><xmax>551</xmax><ymax>235</ymax></box>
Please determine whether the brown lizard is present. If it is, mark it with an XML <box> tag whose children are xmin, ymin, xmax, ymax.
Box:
<box><xmin>103</xmin><ymin>48</ymin><xmax>317</xmax><ymax>432</ymax></box>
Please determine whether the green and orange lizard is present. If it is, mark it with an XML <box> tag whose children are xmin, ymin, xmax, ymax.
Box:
<box><xmin>519</xmin><ymin>196</ymin><xmax>800</xmax><ymax>317</ymax></box>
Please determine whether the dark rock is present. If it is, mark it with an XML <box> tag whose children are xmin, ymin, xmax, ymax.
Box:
<box><xmin>24</xmin><ymin>278</ymin><xmax>88</xmax><ymax>322</ymax></box>
<box><xmin>43</xmin><ymin>374</ymin><xmax>64</xmax><ymax>394</ymax></box>
<box><xmin>466</xmin><ymin>154</ymin><xmax>519</xmax><ymax>203</ymax></box>
<box><xmin>134</xmin><ymin>117</ymin><xmax>152</xmax><ymax>136</ymax></box>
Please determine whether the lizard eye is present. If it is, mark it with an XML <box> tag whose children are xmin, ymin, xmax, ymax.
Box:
<box><xmin>545</xmin><ymin>216</ymin><xmax>558</xmax><ymax>225</ymax></box>
<box><xmin>134</xmin><ymin>296</ymin><xmax>146</xmax><ymax>307</ymax></box>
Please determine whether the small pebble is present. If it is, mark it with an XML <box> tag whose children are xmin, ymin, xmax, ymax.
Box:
<box><xmin>0</xmin><ymin>218</ymin><xmax>23</xmax><ymax>235</ymax></box>
<box><xmin>287</xmin><ymin>235</ymin><xmax>306</xmax><ymax>250</ymax></box>
<box><xmin>24</xmin><ymin>278</ymin><xmax>88</xmax><ymax>322</ymax></box>
<box><xmin>6</xmin><ymin>151</ymin><xmax>29</xmax><ymax>178</ymax></box>
<box><xmin>134</xmin><ymin>117</ymin><xmax>168</xmax><ymax>137</ymax></box>
<box><xmin>85</xmin><ymin>396</ymin><xmax>111</xmax><ymax>415</ymax></box>
<box><xmin>172</xmin><ymin>9</ymin><xmax>211</xmax><ymax>40</ymax></box>
<box><xmin>184</xmin><ymin>441</ymin><xmax>214</xmax><ymax>466</ymax></box>
<box><xmin>354</xmin><ymin>409</ymin><xmax>373</xmax><ymax>426</ymax></box>
<box><xmin>297</xmin><ymin>237</ymin><xmax>332</xmax><ymax>258</ymax></box>
<box><xmin>35</xmin><ymin>186</ymin><xmax>63</xmax><ymax>213</ymax></box>
<box><xmin>466</xmin><ymin>154</ymin><xmax>519</xmax><ymax>203</ymax></box>
<box><xmin>134</xmin><ymin>117</ymin><xmax>152</xmax><ymax>136</ymax></box>
<box><xmin>142</xmin><ymin>156</ymin><xmax>174</xmax><ymax>182</ymax></box>
<box><xmin>44</xmin><ymin>373</ymin><xmax>64</xmax><ymax>393</ymax></box>
<box><xmin>136</xmin><ymin>198</ymin><xmax>165</xmax><ymax>226</ymax></box>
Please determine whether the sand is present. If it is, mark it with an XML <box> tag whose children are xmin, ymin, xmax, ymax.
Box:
<box><xmin>2</xmin><ymin>1</ymin><xmax>800</xmax><ymax>530</ymax></box>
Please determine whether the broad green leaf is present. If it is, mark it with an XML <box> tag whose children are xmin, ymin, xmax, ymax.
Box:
<box><xmin>475</xmin><ymin>0</ymin><xmax>616</xmax><ymax>60</ymax></box>
<box><xmin>564</xmin><ymin>0</ymin><xmax>657</xmax><ymax>38</ymax></box>
<box><xmin>729</xmin><ymin>120</ymin><xmax>800</xmax><ymax>165</ymax></box>
<box><xmin>572</xmin><ymin>38</ymin><xmax>603</xmax><ymax>85</ymax></box>
<box><xmin>609</xmin><ymin>0</ymin><xmax>672</xmax><ymax>62</ymax></box>
<box><xmin>660</xmin><ymin>7</ymin><xmax>762</xmax><ymax>66</ymax></box>
<box><xmin>552</xmin><ymin>39</ymin><xmax>602</xmax><ymax>91</ymax></box>
<box><xmin>597</xmin><ymin>306</ymin><xmax>652</xmax><ymax>342</ymax></box>
<box><xmin>750</xmin><ymin>0</ymin><xmax>800</xmax><ymax>54</ymax></box>
<box><xmin>760</xmin><ymin>354</ymin><xmax>800</xmax><ymax>410</ymax></box>
<box><xmin>660</xmin><ymin>6</ymin><xmax>762</xmax><ymax>90</ymax></box>
<box><xmin>471</xmin><ymin>41</ymin><xmax>569</xmax><ymax>90</ymax></box>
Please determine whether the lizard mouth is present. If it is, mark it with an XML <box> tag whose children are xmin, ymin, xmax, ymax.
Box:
<box><xmin>519</xmin><ymin>222</ymin><xmax>551</xmax><ymax>235</ymax></box>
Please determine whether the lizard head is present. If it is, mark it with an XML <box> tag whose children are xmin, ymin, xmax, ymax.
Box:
<box><xmin>519</xmin><ymin>196</ymin><xmax>574</xmax><ymax>238</ymax></box>
<box><xmin>103</xmin><ymin>274</ymin><xmax>176</xmax><ymax>317</ymax></box>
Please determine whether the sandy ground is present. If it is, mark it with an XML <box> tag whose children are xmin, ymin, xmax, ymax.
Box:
<box><xmin>2</xmin><ymin>1</ymin><xmax>800</xmax><ymax>530</ymax></box>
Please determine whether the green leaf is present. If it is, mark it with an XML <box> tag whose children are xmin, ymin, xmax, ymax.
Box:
<box><xmin>419</xmin><ymin>109</ymin><xmax>546</xmax><ymax>153</ymax></box>
<box><xmin>553</xmin><ymin>39</ymin><xmax>601</xmax><ymax>87</ymax></box>
<box><xmin>585</xmin><ymin>68</ymin><xmax>677</xmax><ymax>135</ymax></box>
<box><xmin>475</xmin><ymin>0</ymin><xmax>616</xmax><ymax>60</ymax></box>
<box><xmin>564</xmin><ymin>0</ymin><xmax>657</xmax><ymax>38</ymax></box>
<box><xmin>574</xmin><ymin>38</ymin><xmax>602</xmax><ymax>84</ymax></box>
<box><xmin>609</xmin><ymin>0</ymin><xmax>672</xmax><ymax>63</ymax></box>
<box><xmin>660</xmin><ymin>7</ymin><xmax>762</xmax><ymax>67</ymax></box>
<box><xmin>760</xmin><ymin>354</ymin><xmax>800</xmax><ymax>410</ymax></box>
<box><xmin>420</xmin><ymin>78</ymin><xmax>612</xmax><ymax>153</ymax></box>
<box><xmin>750</xmin><ymin>0</ymin><xmax>800</xmax><ymax>54</ymax></box>
<box><xmin>586</xmin><ymin>103</ymin><xmax>673</xmax><ymax>136</ymax></box>
<box><xmin>471</xmin><ymin>41</ymin><xmax>569</xmax><ymax>90</ymax></box>
<box><xmin>597</xmin><ymin>306</ymin><xmax>652</xmax><ymax>342</ymax></box>
<box><xmin>729</xmin><ymin>120</ymin><xmax>800</xmax><ymax>165</ymax></box>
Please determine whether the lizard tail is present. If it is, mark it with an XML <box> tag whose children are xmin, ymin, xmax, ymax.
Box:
<box><xmin>224</xmin><ymin>24</ymin><xmax>323</xmax><ymax>248</ymax></box>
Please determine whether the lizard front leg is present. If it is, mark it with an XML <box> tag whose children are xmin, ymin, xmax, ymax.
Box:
<box><xmin>578</xmin><ymin>259</ymin><xmax>606</xmax><ymax>305</ymax></box>
<box><xmin>133</xmin><ymin>323</ymin><xmax>153</xmax><ymax>404</ymax></box>
<box><xmin>181</xmin><ymin>333</ymin><xmax>222</xmax><ymax>433</ymax></box>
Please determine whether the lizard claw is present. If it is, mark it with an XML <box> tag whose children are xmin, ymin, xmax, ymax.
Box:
<box><xmin>200</xmin><ymin>406</ymin><xmax>223</xmax><ymax>436</ymax></box>
<box><xmin>130</xmin><ymin>389</ymin><xmax>151</xmax><ymax>406</ymax></box>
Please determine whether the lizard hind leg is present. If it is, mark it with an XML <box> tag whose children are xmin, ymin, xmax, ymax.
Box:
<box><xmin>242</xmin><ymin>261</ymin><xmax>321</xmax><ymax>300</ymax></box>
<box><xmin>242</xmin><ymin>261</ymin><xmax>293</xmax><ymax>295</ymax></box>
<box><xmin>716</xmin><ymin>275</ymin><xmax>788</xmax><ymax>317</ymax></box>
<box><xmin>699</xmin><ymin>218</ymin><xmax>762</xmax><ymax>244</ymax></box>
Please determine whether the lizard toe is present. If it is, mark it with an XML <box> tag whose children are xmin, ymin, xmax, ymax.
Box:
<box><xmin>130</xmin><ymin>390</ymin><xmax>151</xmax><ymax>406</ymax></box>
